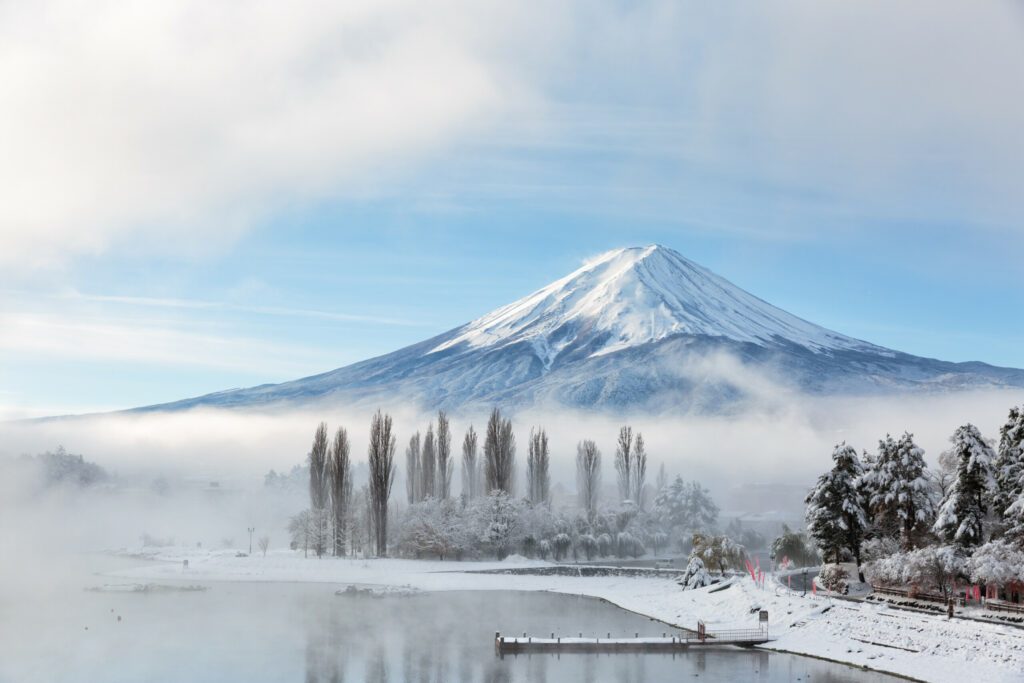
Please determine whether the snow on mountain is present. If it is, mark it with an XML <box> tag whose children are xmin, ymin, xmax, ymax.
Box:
<box><xmin>432</xmin><ymin>245</ymin><xmax>880</xmax><ymax>362</ymax></box>
<box><xmin>133</xmin><ymin>245</ymin><xmax>1024</xmax><ymax>414</ymax></box>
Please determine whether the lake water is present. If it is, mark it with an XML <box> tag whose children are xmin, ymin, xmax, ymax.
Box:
<box><xmin>0</xmin><ymin>573</ymin><xmax>901</xmax><ymax>682</ymax></box>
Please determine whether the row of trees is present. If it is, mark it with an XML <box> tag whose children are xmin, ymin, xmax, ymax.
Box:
<box><xmin>804</xmin><ymin>405</ymin><xmax>1024</xmax><ymax>591</ymax></box>
<box><xmin>293</xmin><ymin>409</ymin><xmax>666</xmax><ymax>558</ymax></box>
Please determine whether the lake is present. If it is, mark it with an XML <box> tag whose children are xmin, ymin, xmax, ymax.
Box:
<box><xmin>0</xmin><ymin>573</ymin><xmax>902</xmax><ymax>682</ymax></box>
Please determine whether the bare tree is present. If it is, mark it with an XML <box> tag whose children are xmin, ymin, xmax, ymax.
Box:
<box><xmin>527</xmin><ymin>427</ymin><xmax>550</xmax><ymax>506</ymax></box>
<box><xmin>367</xmin><ymin>410</ymin><xmax>397</xmax><ymax>557</ymax></box>
<box><xmin>436</xmin><ymin>411</ymin><xmax>452</xmax><ymax>500</ymax></box>
<box><xmin>461</xmin><ymin>425</ymin><xmax>479</xmax><ymax>499</ymax></box>
<box><xmin>328</xmin><ymin>427</ymin><xmax>352</xmax><ymax>556</ymax></box>
<box><xmin>632</xmin><ymin>432</ymin><xmax>647</xmax><ymax>511</ymax></box>
<box><xmin>258</xmin><ymin>535</ymin><xmax>270</xmax><ymax>557</ymax></box>
<box><xmin>405</xmin><ymin>432</ymin><xmax>421</xmax><ymax>504</ymax></box>
<box><xmin>484</xmin><ymin>408</ymin><xmax>515</xmax><ymax>494</ymax></box>
<box><xmin>421</xmin><ymin>423</ymin><xmax>436</xmax><ymax>499</ymax></box>
<box><xmin>308</xmin><ymin>422</ymin><xmax>330</xmax><ymax>557</ymax></box>
<box><xmin>614</xmin><ymin>425</ymin><xmax>633</xmax><ymax>504</ymax></box>
<box><xmin>576</xmin><ymin>440</ymin><xmax>601</xmax><ymax>520</ymax></box>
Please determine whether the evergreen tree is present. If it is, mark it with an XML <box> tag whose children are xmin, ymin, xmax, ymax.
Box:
<box><xmin>867</xmin><ymin>432</ymin><xmax>936</xmax><ymax>550</ymax></box>
<box><xmin>805</xmin><ymin>443</ymin><xmax>868</xmax><ymax>576</ymax></box>
<box><xmin>933</xmin><ymin>424</ymin><xmax>996</xmax><ymax>548</ymax></box>
<box><xmin>994</xmin><ymin>406</ymin><xmax>1024</xmax><ymax>518</ymax></box>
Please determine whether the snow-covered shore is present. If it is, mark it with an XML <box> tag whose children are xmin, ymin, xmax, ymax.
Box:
<box><xmin>109</xmin><ymin>549</ymin><xmax>1024</xmax><ymax>683</ymax></box>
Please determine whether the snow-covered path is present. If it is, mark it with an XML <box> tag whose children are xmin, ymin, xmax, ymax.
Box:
<box><xmin>110</xmin><ymin>551</ymin><xmax>1024</xmax><ymax>683</ymax></box>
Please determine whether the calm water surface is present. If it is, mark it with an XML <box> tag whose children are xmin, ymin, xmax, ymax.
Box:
<box><xmin>0</xmin><ymin>572</ymin><xmax>902</xmax><ymax>682</ymax></box>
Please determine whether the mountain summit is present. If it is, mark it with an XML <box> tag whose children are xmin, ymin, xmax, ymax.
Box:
<box><xmin>433</xmin><ymin>245</ymin><xmax>879</xmax><ymax>363</ymax></box>
<box><xmin>141</xmin><ymin>245</ymin><xmax>1024</xmax><ymax>414</ymax></box>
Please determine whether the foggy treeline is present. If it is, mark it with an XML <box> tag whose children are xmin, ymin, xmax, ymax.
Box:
<box><xmin>287</xmin><ymin>407</ymin><xmax>737</xmax><ymax>564</ymax></box>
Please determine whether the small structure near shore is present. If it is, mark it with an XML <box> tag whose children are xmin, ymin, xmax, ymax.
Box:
<box><xmin>495</xmin><ymin>621</ymin><xmax>771</xmax><ymax>656</ymax></box>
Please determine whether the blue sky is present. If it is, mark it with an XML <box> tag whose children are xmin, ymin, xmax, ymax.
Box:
<box><xmin>2</xmin><ymin>1</ymin><xmax>1023</xmax><ymax>416</ymax></box>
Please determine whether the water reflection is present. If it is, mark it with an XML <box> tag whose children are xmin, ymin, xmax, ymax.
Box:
<box><xmin>298</xmin><ymin>591</ymin><xmax>888</xmax><ymax>683</ymax></box>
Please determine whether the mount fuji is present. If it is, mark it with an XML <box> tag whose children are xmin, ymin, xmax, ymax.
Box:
<box><xmin>140</xmin><ymin>245</ymin><xmax>1024</xmax><ymax>414</ymax></box>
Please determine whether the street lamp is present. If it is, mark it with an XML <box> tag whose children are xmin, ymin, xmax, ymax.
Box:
<box><xmin>248</xmin><ymin>527</ymin><xmax>255</xmax><ymax>555</ymax></box>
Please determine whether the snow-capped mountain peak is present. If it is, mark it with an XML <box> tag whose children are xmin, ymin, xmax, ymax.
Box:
<box><xmin>431</xmin><ymin>245</ymin><xmax>875</xmax><ymax>363</ymax></box>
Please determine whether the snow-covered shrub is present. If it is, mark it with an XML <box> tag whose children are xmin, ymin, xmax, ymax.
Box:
<box><xmin>818</xmin><ymin>563</ymin><xmax>849</xmax><ymax>593</ymax></box>
<box><xmin>616</xmin><ymin>531</ymin><xmax>644</xmax><ymax>558</ymax></box>
<box><xmin>861</xmin><ymin>536</ymin><xmax>901</xmax><ymax>563</ymax></box>
<box><xmin>770</xmin><ymin>525</ymin><xmax>817</xmax><ymax>567</ymax></box>
<box><xmin>552</xmin><ymin>533</ymin><xmax>572</xmax><ymax>561</ymax></box>
<box><xmin>678</xmin><ymin>556</ymin><xmax>712</xmax><ymax>590</ymax></box>
<box><xmin>597</xmin><ymin>533</ymin><xmax>613</xmax><ymax>557</ymax></box>
<box><xmin>866</xmin><ymin>545</ymin><xmax>967</xmax><ymax>599</ymax></box>
<box><xmin>537</xmin><ymin>539</ymin><xmax>551</xmax><ymax>560</ymax></box>
<box><xmin>691</xmin><ymin>533</ymin><xmax>746</xmax><ymax>574</ymax></box>
<box><xmin>650</xmin><ymin>531</ymin><xmax>669</xmax><ymax>555</ymax></box>
<box><xmin>969</xmin><ymin>540</ymin><xmax>1024</xmax><ymax>586</ymax></box>
<box><xmin>577</xmin><ymin>534</ymin><xmax>599</xmax><ymax>560</ymax></box>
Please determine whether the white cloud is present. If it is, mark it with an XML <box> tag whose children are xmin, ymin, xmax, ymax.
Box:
<box><xmin>0</xmin><ymin>0</ymin><xmax>519</xmax><ymax>269</ymax></box>
<box><xmin>0</xmin><ymin>309</ymin><xmax>336</xmax><ymax>375</ymax></box>
<box><xmin>4</xmin><ymin>1</ymin><xmax>1023</xmax><ymax>272</ymax></box>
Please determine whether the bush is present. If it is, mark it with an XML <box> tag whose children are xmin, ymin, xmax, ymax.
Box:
<box><xmin>819</xmin><ymin>563</ymin><xmax>849</xmax><ymax>593</ymax></box>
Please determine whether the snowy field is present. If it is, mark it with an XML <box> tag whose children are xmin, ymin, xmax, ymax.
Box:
<box><xmin>110</xmin><ymin>549</ymin><xmax>1024</xmax><ymax>683</ymax></box>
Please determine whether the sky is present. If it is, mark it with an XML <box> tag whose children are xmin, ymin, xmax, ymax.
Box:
<box><xmin>2</xmin><ymin>0</ymin><xmax>1023</xmax><ymax>418</ymax></box>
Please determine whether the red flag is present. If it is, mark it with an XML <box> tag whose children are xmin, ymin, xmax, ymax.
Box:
<box><xmin>812</xmin><ymin>580</ymin><xmax>817</xmax><ymax>596</ymax></box>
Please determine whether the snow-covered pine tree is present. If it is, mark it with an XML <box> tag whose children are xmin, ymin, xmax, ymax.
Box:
<box><xmin>933</xmin><ymin>424</ymin><xmax>996</xmax><ymax>548</ymax></box>
<box><xmin>994</xmin><ymin>406</ymin><xmax>1024</xmax><ymax>518</ymax></box>
<box><xmin>805</xmin><ymin>443</ymin><xmax>868</xmax><ymax>573</ymax></box>
<box><xmin>678</xmin><ymin>555</ymin><xmax>711</xmax><ymax>590</ymax></box>
<box><xmin>867</xmin><ymin>432</ymin><xmax>936</xmax><ymax>550</ymax></box>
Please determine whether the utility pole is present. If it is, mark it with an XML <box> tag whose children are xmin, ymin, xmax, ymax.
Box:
<box><xmin>248</xmin><ymin>527</ymin><xmax>255</xmax><ymax>555</ymax></box>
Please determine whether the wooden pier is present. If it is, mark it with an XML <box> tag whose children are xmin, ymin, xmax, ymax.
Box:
<box><xmin>495</xmin><ymin>627</ymin><xmax>771</xmax><ymax>655</ymax></box>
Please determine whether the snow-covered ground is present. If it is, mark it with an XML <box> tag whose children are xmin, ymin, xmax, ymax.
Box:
<box><xmin>110</xmin><ymin>549</ymin><xmax>1024</xmax><ymax>683</ymax></box>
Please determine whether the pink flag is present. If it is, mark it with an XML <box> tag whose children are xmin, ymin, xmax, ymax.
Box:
<box><xmin>812</xmin><ymin>580</ymin><xmax>817</xmax><ymax>596</ymax></box>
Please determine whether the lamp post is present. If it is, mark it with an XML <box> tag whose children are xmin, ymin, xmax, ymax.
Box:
<box><xmin>248</xmin><ymin>527</ymin><xmax>255</xmax><ymax>555</ymax></box>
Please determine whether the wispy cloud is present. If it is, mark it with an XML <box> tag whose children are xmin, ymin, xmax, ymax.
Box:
<box><xmin>0</xmin><ymin>311</ymin><xmax>339</xmax><ymax>375</ymax></box>
<box><xmin>56</xmin><ymin>290</ymin><xmax>425</xmax><ymax>327</ymax></box>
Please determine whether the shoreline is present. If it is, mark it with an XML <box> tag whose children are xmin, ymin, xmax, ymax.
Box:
<box><xmin>104</xmin><ymin>549</ymin><xmax>1024</xmax><ymax>683</ymax></box>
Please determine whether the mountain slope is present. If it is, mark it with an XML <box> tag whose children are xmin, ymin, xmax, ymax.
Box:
<box><xmin>138</xmin><ymin>245</ymin><xmax>1024</xmax><ymax>414</ymax></box>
